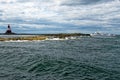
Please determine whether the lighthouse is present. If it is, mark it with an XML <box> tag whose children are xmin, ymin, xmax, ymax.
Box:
<box><xmin>5</xmin><ymin>24</ymin><xmax>15</xmax><ymax>34</ymax></box>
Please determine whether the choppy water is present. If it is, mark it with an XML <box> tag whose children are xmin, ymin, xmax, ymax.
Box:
<box><xmin>0</xmin><ymin>36</ymin><xmax>120</xmax><ymax>80</ymax></box>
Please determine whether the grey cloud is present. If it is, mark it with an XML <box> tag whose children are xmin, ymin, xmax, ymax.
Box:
<box><xmin>108</xmin><ymin>18</ymin><xmax>120</xmax><ymax>24</ymax></box>
<box><xmin>0</xmin><ymin>2</ymin><xmax>7</xmax><ymax>4</ymax></box>
<box><xmin>0</xmin><ymin>10</ymin><xmax>3</xmax><ymax>16</ymax></box>
<box><xmin>16</xmin><ymin>0</ymin><xmax>51</xmax><ymax>3</ymax></box>
<box><xmin>61</xmin><ymin>0</ymin><xmax>114</xmax><ymax>6</ymax></box>
<box><xmin>80</xmin><ymin>0</ymin><xmax>114</xmax><ymax>5</ymax></box>
<box><xmin>16</xmin><ymin>0</ymin><xmax>35</xmax><ymax>3</ymax></box>
<box><xmin>0</xmin><ymin>10</ymin><xmax>3</xmax><ymax>13</ymax></box>
<box><xmin>16</xmin><ymin>0</ymin><xmax>28</xmax><ymax>3</ymax></box>
<box><xmin>0</xmin><ymin>1</ymin><xmax>16</xmax><ymax>4</ymax></box>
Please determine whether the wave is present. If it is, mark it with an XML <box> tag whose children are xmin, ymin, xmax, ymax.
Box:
<box><xmin>4</xmin><ymin>40</ymin><xmax>45</xmax><ymax>42</ymax></box>
<box><xmin>14</xmin><ymin>56</ymin><xmax>120</xmax><ymax>80</ymax></box>
<box><xmin>46</xmin><ymin>36</ymin><xmax>81</xmax><ymax>41</ymax></box>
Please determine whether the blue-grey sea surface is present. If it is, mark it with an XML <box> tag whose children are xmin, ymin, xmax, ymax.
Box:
<box><xmin>0</xmin><ymin>36</ymin><xmax>120</xmax><ymax>80</ymax></box>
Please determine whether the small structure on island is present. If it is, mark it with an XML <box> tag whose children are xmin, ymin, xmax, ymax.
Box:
<box><xmin>5</xmin><ymin>24</ymin><xmax>15</xmax><ymax>34</ymax></box>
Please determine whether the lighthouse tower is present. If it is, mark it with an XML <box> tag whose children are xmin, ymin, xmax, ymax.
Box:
<box><xmin>5</xmin><ymin>24</ymin><xmax>13</xmax><ymax>34</ymax></box>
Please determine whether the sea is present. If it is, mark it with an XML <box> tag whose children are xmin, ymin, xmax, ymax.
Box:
<box><xmin>0</xmin><ymin>35</ymin><xmax>120</xmax><ymax>80</ymax></box>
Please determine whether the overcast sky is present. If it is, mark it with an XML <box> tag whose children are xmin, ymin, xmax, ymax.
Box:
<box><xmin>0</xmin><ymin>0</ymin><xmax>120</xmax><ymax>34</ymax></box>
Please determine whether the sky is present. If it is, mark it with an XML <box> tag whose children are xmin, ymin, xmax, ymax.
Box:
<box><xmin>0</xmin><ymin>0</ymin><xmax>120</xmax><ymax>34</ymax></box>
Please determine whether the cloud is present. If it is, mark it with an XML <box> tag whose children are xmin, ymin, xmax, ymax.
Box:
<box><xmin>0</xmin><ymin>0</ymin><xmax>120</xmax><ymax>34</ymax></box>
<box><xmin>54</xmin><ymin>0</ymin><xmax>114</xmax><ymax>6</ymax></box>
<box><xmin>0</xmin><ymin>10</ymin><xmax>3</xmax><ymax>16</ymax></box>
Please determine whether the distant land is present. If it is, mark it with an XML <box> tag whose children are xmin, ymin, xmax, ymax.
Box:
<box><xmin>0</xmin><ymin>33</ymin><xmax>91</xmax><ymax>41</ymax></box>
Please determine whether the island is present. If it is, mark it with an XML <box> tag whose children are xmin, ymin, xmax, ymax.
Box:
<box><xmin>0</xmin><ymin>33</ymin><xmax>90</xmax><ymax>41</ymax></box>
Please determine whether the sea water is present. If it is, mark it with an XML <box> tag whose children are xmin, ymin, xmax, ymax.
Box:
<box><xmin>0</xmin><ymin>36</ymin><xmax>120</xmax><ymax>80</ymax></box>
